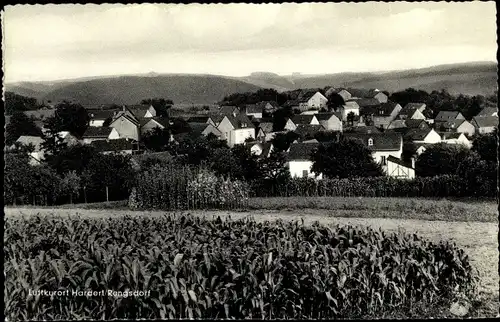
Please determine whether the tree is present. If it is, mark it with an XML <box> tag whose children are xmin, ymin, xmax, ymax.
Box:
<box><xmin>61</xmin><ymin>171</ymin><xmax>81</xmax><ymax>204</ymax></box>
<box><xmin>5</xmin><ymin>112</ymin><xmax>42</xmax><ymax>145</ymax></box>
<box><xmin>271</xmin><ymin>131</ymin><xmax>300</xmax><ymax>152</ymax></box>
<box><xmin>44</xmin><ymin>143</ymin><xmax>96</xmax><ymax>175</ymax></box>
<box><xmin>314</xmin><ymin>131</ymin><xmax>341</xmax><ymax>143</ymax></box>
<box><xmin>4</xmin><ymin>92</ymin><xmax>39</xmax><ymax>115</ymax></box>
<box><xmin>272</xmin><ymin>107</ymin><xmax>294</xmax><ymax>132</ymax></box>
<box><xmin>259</xmin><ymin>151</ymin><xmax>289</xmax><ymax>182</ymax></box>
<box><xmin>169</xmin><ymin>118</ymin><xmax>191</xmax><ymax>135</ymax></box>
<box><xmin>326</xmin><ymin>92</ymin><xmax>345</xmax><ymax>111</ymax></box>
<box><xmin>415</xmin><ymin>143</ymin><xmax>475</xmax><ymax>177</ymax></box>
<box><xmin>389</xmin><ymin>88</ymin><xmax>430</xmax><ymax>109</ymax></box>
<box><xmin>141</xmin><ymin>98</ymin><xmax>173</xmax><ymax>117</ymax></box>
<box><xmin>230</xmin><ymin>144</ymin><xmax>262</xmax><ymax>181</ymax></box>
<box><xmin>141</xmin><ymin>127</ymin><xmax>172</xmax><ymax>152</ymax></box>
<box><xmin>45</xmin><ymin>101</ymin><xmax>90</xmax><ymax>137</ymax></box>
<box><xmin>456</xmin><ymin>153</ymin><xmax>497</xmax><ymax>197</ymax></box>
<box><xmin>472</xmin><ymin>130</ymin><xmax>498</xmax><ymax>163</ymax></box>
<box><xmin>346</xmin><ymin>112</ymin><xmax>355</xmax><ymax>127</ymax></box>
<box><xmin>41</xmin><ymin>116</ymin><xmax>68</xmax><ymax>156</ymax></box>
<box><xmin>311</xmin><ymin>140</ymin><xmax>384</xmax><ymax>178</ymax></box>
<box><xmin>206</xmin><ymin>147</ymin><xmax>244</xmax><ymax>179</ymax></box>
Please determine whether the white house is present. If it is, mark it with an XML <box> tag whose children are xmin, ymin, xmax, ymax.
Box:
<box><xmin>286</xmin><ymin>143</ymin><xmax>322</xmax><ymax>179</ymax></box>
<box><xmin>245</xmin><ymin>104</ymin><xmax>263</xmax><ymax>119</ymax></box>
<box><xmin>404</xmin><ymin>128</ymin><xmax>441</xmax><ymax>144</ymax></box>
<box><xmin>476</xmin><ymin>107</ymin><xmax>498</xmax><ymax>117</ymax></box>
<box><xmin>440</xmin><ymin>132</ymin><xmax>472</xmax><ymax>148</ymax></box>
<box><xmin>325</xmin><ymin>88</ymin><xmax>352</xmax><ymax>102</ymax></box>
<box><xmin>14</xmin><ymin>136</ymin><xmax>46</xmax><ymax>165</ymax></box>
<box><xmin>343</xmin><ymin>132</ymin><xmax>403</xmax><ymax>170</ymax></box>
<box><xmin>298</xmin><ymin>91</ymin><xmax>328</xmax><ymax>111</ymax></box>
<box><xmin>82</xmin><ymin>127</ymin><xmax>120</xmax><ymax>144</ymax></box>
<box><xmin>472</xmin><ymin>116</ymin><xmax>498</xmax><ymax>134</ymax></box>
<box><xmin>140</xmin><ymin>117</ymin><xmax>170</xmax><ymax>134</ymax></box>
<box><xmin>398</xmin><ymin>105</ymin><xmax>426</xmax><ymax>120</ymax></box>
<box><xmin>217</xmin><ymin>114</ymin><xmax>255</xmax><ymax>147</ymax></box>
<box><xmin>386</xmin><ymin>156</ymin><xmax>415</xmax><ymax>180</ymax></box>
<box><xmin>284</xmin><ymin>115</ymin><xmax>320</xmax><ymax>131</ymax></box>
<box><xmin>88</xmin><ymin>110</ymin><xmax>116</xmax><ymax>127</ymax></box>
<box><xmin>315</xmin><ymin>113</ymin><xmax>343</xmax><ymax>132</ymax></box>
<box><xmin>338</xmin><ymin>101</ymin><xmax>360</xmax><ymax>121</ymax></box>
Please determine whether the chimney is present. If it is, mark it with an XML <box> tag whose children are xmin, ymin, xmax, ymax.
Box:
<box><xmin>122</xmin><ymin>105</ymin><xmax>126</xmax><ymax>112</ymax></box>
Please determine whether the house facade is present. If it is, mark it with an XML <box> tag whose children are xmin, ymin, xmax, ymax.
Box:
<box><xmin>472</xmin><ymin>116</ymin><xmax>498</xmax><ymax>134</ymax></box>
<box><xmin>373</xmin><ymin>102</ymin><xmax>402</xmax><ymax>129</ymax></box>
<box><xmin>440</xmin><ymin>132</ymin><xmax>472</xmax><ymax>148</ymax></box>
<box><xmin>109</xmin><ymin>112</ymin><xmax>140</xmax><ymax>142</ymax></box>
<box><xmin>343</xmin><ymin>132</ymin><xmax>403</xmax><ymax>170</ymax></box>
<box><xmin>217</xmin><ymin>114</ymin><xmax>255</xmax><ymax>147</ymax></box>
<box><xmin>405</xmin><ymin>128</ymin><xmax>442</xmax><ymax>144</ymax></box>
<box><xmin>286</xmin><ymin>143</ymin><xmax>322</xmax><ymax>179</ymax></box>
<box><xmin>386</xmin><ymin>156</ymin><xmax>415</xmax><ymax>179</ymax></box>
<box><xmin>339</xmin><ymin>101</ymin><xmax>360</xmax><ymax>121</ymax></box>
<box><xmin>315</xmin><ymin>113</ymin><xmax>343</xmax><ymax>132</ymax></box>
<box><xmin>298</xmin><ymin>92</ymin><xmax>328</xmax><ymax>111</ymax></box>
<box><xmin>15</xmin><ymin>135</ymin><xmax>46</xmax><ymax>165</ymax></box>
<box><xmin>82</xmin><ymin>127</ymin><xmax>120</xmax><ymax>144</ymax></box>
<box><xmin>284</xmin><ymin>115</ymin><xmax>320</xmax><ymax>131</ymax></box>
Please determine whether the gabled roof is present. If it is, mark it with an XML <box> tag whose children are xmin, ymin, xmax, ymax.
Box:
<box><xmin>258</xmin><ymin>122</ymin><xmax>274</xmax><ymax>133</ymax></box>
<box><xmin>140</xmin><ymin>117</ymin><xmax>170</xmax><ymax>128</ymax></box>
<box><xmin>352</xmin><ymin>98</ymin><xmax>381</xmax><ymax>108</ymax></box>
<box><xmin>111</xmin><ymin>110</ymin><xmax>140</xmax><ymax>125</ymax></box>
<box><xmin>435</xmin><ymin>110</ymin><xmax>463</xmax><ymax>122</ymax></box>
<box><xmin>343</xmin><ymin>132</ymin><xmax>402</xmax><ymax>151</ymax></box>
<box><xmin>186</xmin><ymin>116</ymin><xmax>211</xmax><ymax>123</ymax></box>
<box><xmin>473</xmin><ymin>116</ymin><xmax>498</xmax><ymax>128</ymax></box>
<box><xmin>398</xmin><ymin>106</ymin><xmax>419</xmax><ymax>118</ymax></box>
<box><xmin>404</xmin><ymin>103</ymin><xmax>426</xmax><ymax>110</ymax></box>
<box><xmin>315</xmin><ymin>112</ymin><xmax>342</xmax><ymax>122</ymax></box>
<box><xmin>349</xmin><ymin>125</ymin><xmax>381</xmax><ymax>134</ymax></box>
<box><xmin>439</xmin><ymin>132</ymin><xmax>467</xmax><ymax>140</ymax></box>
<box><xmin>439</xmin><ymin>119</ymin><xmax>467</xmax><ymax>130</ymax></box>
<box><xmin>208</xmin><ymin>114</ymin><xmax>225</xmax><ymax>124</ymax></box>
<box><xmin>404</xmin><ymin>128</ymin><xmax>435</xmax><ymax>141</ymax></box>
<box><xmin>387</xmin><ymin>156</ymin><xmax>413</xmax><ymax>169</ymax></box>
<box><xmin>83</xmin><ymin>126</ymin><xmax>113</xmax><ymax>138</ymax></box>
<box><xmin>298</xmin><ymin>91</ymin><xmax>321</xmax><ymax>103</ymax></box>
<box><xmin>366</xmin><ymin>91</ymin><xmax>386</xmax><ymax>98</ymax></box>
<box><xmin>287</xmin><ymin>142</ymin><xmax>319</xmax><ymax>161</ymax></box>
<box><xmin>476</xmin><ymin>107</ymin><xmax>498</xmax><ymax>117</ymax></box>
<box><xmin>90</xmin><ymin>138</ymin><xmax>135</xmax><ymax>152</ymax></box>
<box><xmin>219</xmin><ymin>105</ymin><xmax>240</xmax><ymax>116</ymax></box>
<box><xmin>376</xmin><ymin>101</ymin><xmax>400</xmax><ymax>116</ymax></box>
<box><xmin>291</xmin><ymin>114</ymin><xmax>317</xmax><ymax>125</ymax></box>
<box><xmin>294</xmin><ymin>124</ymin><xmax>325</xmax><ymax>137</ymax></box>
<box><xmin>387</xmin><ymin>119</ymin><xmax>407</xmax><ymax>129</ymax></box>
<box><xmin>405</xmin><ymin>119</ymin><xmax>429</xmax><ymax>129</ymax></box>
<box><xmin>223</xmin><ymin>114</ymin><xmax>255</xmax><ymax>129</ymax></box>
<box><xmin>126</xmin><ymin>105</ymin><xmax>153</xmax><ymax>119</ymax></box>
<box><xmin>16</xmin><ymin>135</ymin><xmax>44</xmax><ymax>151</ymax></box>
<box><xmin>87</xmin><ymin>109</ymin><xmax>117</xmax><ymax>120</ymax></box>
<box><xmin>256</xmin><ymin>101</ymin><xmax>279</xmax><ymax>109</ymax></box>
<box><xmin>347</xmin><ymin>88</ymin><xmax>372</xmax><ymax>98</ymax></box>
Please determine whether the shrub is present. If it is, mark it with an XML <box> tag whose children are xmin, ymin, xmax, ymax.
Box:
<box><xmin>4</xmin><ymin>214</ymin><xmax>479</xmax><ymax>320</ymax></box>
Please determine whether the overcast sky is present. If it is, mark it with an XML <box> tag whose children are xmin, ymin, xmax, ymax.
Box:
<box><xmin>2</xmin><ymin>2</ymin><xmax>497</xmax><ymax>83</ymax></box>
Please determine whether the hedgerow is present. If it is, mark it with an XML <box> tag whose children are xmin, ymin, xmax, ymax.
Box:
<box><xmin>4</xmin><ymin>214</ymin><xmax>479</xmax><ymax>320</ymax></box>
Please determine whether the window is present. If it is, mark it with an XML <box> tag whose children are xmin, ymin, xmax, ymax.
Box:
<box><xmin>368</xmin><ymin>138</ymin><xmax>373</xmax><ymax>146</ymax></box>
<box><xmin>302</xmin><ymin>170</ymin><xmax>309</xmax><ymax>178</ymax></box>
<box><xmin>381</xmin><ymin>156</ymin><xmax>387</xmax><ymax>165</ymax></box>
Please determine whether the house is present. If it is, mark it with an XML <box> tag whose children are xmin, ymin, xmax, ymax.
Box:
<box><xmin>256</xmin><ymin>101</ymin><xmax>279</xmax><ymax>115</ymax></box>
<box><xmin>127</xmin><ymin>104</ymin><xmax>157</xmax><ymax>119</ymax></box>
<box><xmin>434</xmin><ymin>111</ymin><xmax>465</xmax><ymax>128</ymax></box>
<box><xmin>218</xmin><ymin>106</ymin><xmax>240</xmax><ymax>116</ymax></box>
<box><xmin>57</xmin><ymin>131</ymin><xmax>80</xmax><ymax>146</ymax></box>
<box><xmin>472</xmin><ymin>116</ymin><xmax>498</xmax><ymax>134</ymax></box>
<box><xmin>300</xmin><ymin>110</ymin><xmax>320</xmax><ymax>115</ymax></box>
<box><xmin>140</xmin><ymin>117</ymin><xmax>170</xmax><ymax>134</ymax></box>
<box><xmin>284</xmin><ymin>115</ymin><xmax>320</xmax><ymax>131</ymax></box>
<box><xmin>256</xmin><ymin>122</ymin><xmax>274</xmax><ymax>142</ymax></box>
<box><xmin>405</xmin><ymin>119</ymin><xmax>430</xmax><ymax>130</ymax></box>
<box><xmin>387</xmin><ymin>119</ymin><xmax>407</xmax><ymax>130</ymax></box>
<box><xmin>404</xmin><ymin>103</ymin><xmax>427</xmax><ymax>113</ymax></box>
<box><xmin>404</xmin><ymin>128</ymin><xmax>441</xmax><ymax>144</ymax></box>
<box><xmin>343</xmin><ymin>132</ymin><xmax>403</xmax><ymax>169</ymax></box>
<box><xmin>373</xmin><ymin>102</ymin><xmax>403</xmax><ymax>129</ymax></box>
<box><xmin>398</xmin><ymin>105</ymin><xmax>426</xmax><ymax>120</ymax></box>
<box><xmin>348</xmin><ymin>125</ymin><xmax>381</xmax><ymax>134</ymax></box>
<box><xmin>109</xmin><ymin>108</ymin><xmax>141</xmax><ymax>142</ymax></box>
<box><xmin>294</xmin><ymin>124</ymin><xmax>325</xmax><ymax>139</ymax></box>
<box><xmin>90</xmin><ymin>138</ymin><xmax>136</xmax><ymax>155</ymax></box>
<box><xmin>338</xmin><ymin>101</ymin><xmax>360</xmax><ymax>121</ymax></box>
<box><xmin>216</xmin><ymin>114</ymin><xmax>255</xmax><ymax>147</ymax></box>
<box><xmin>386</xmin><ymin>156</ymin><xmax>415</xmax><ymax>180</ymax></box>
<box><xmin>347</xmin><ymin>88</ymin><xmax>372</xmax><ymax>99</ymax></box>
<box><xmin>82</xmin><ymin>127</ymin><xmax>120</xmax><ymax>144</ymax></box>
<box><xmin>286</xmin><ymin>142</ymin><xmax>322</xmax><ymax>179</ymax></box>
<box><xmin>315</xmin><ymin>113</ymin><xmax>343</xmax><ymax>132</ymax></box>
<box><xmin>186</xmin><ymin>116</ymin><xmax>217</xmax><ymax>127</ymax></box>
<box><xmin>244</xmin><ymin>104</ymin><xmax>263</xmax><ymax>119</ymax></box>
<box><xmin>249</xmin><ymin>142</ymin><xmax>273</xmax><ymax>158</ymax></box>
<box><xmin>325</xmin><ymin>88</ymin><xmax>352</xmax><ymax>102</ymax></box>
<box><xmin>298</xmin><ymin>91</ymin><xmax>328</xmax><ymax>111</ymax></box>
<box><xmin>476</xmin><ymin>107</ymin><xmax>498</xmax><ymax>117</ymax></box>
<box><xmin>366</xmin><ymin>91</ymin><xmax>388</xmax><ymax>104</ymax></box>
<box><xmin>188</xmin><ymin>122</ymin><xmax>223</xmax><ymax>139</ymax></box>
<box><xmin>88</xmin><ymin>109</ymin><xmax>116</xmax><ymax>127</ymax></box>
<box><xmin>437</xmin><ymin>119</ymin><xmax>475</xmax><ymax>136</ymax></box>
<box><xmin>440</xmin><ymin>132</ymin><xmax>472</xmax><ymax>148</ymax></box>
<box><xmin>15</xmin><ymin>135</ymin><xmax>46</xmax><ymax>165</ymax></box>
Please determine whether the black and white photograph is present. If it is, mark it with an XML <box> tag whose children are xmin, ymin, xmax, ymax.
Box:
<box><xmin>3</xmin><ymin>2</ymin><xmax>499</xmax><ymax>320</ymax></box>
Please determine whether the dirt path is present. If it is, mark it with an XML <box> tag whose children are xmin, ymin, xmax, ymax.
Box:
<box><xmin>5</xmin><ymin>207</ymin><xmax>499</xmax><ymax>296</ymax></box>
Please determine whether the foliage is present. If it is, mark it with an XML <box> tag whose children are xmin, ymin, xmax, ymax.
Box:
<box><xmin>4</xmin><ymin>214</ymin><xmax>479</xmax><ymax>320</ymax></box>
<box><xmin>272</xmin><ymin>107</ymin><xmax>294</xmax><ymax>132</ymax></box>
<box><xmin>314</xmin><ymin>131</ymin><xmax>341</xmax><ymax>143</ymax></box>
<box><xmin>416</xmin><ymin>143</ymin><xmax>475</xmax><ymax>177</ymax></box>
<box><xmin>472</xmin><ymin>130</ymin><xmax>498</xmax><ymax>163</ymax></box>
<box><xmin>45</xmin><ymin>101</ymin><xmax>90</xmax><ymax>137</ymax></box>
<box><xmin>270</xmin><ymin>131</ymin><xmax>300</xmax><ymax>152</ymax></box>
<box><xmin>60</xmin><ymin>171</ymin><xmax>81</xmax><ymax>203</ymax></box>
<box><xmin>169</xmin><ymin>118</ymin><xmax>191</xmax><ymax>135</ymax></box>
<box><xmin>141</xmin><ymin>98</ymin><xmax>173</xmax><ymax>117</ymax></box>
<box><xmin>221</xmin><ymin>88</ymin><xmax>288</xmax><ymax>107</ymax></box>
<box><xmin>141</xmin><ymin>127</ymin><xmax>172</xmax><ymax>152</ymax></box>
<box><xmin>44</xmin><ymin>143</ymin><xmax>96</xmax><ymax>175</ymax></box>
<box><xmin>326</xmin><ymin>92</ymin><xmax>345</xmax><ymax>111</ymax></box>
<box><xmin>311</xmin><ymin>140</ymin><xmax>384</xmax><ymax>179</ymax></box>
<box><xmin>4</xmin><ymin>91</ymin><xmax>40</xmax><ymax>115</ymax></box>
<box><xmin>5</xmin><ymin>112</ymin><xmax>42</xmax><ymax>145</ymax></box>
<box><xmin>41</xmin><ymin>118</ymin><xmax>68</xmax><ymax>156</ymax></box>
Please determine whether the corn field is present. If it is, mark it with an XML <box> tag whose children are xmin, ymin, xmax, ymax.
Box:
<box><xmin>4</xmin><ymin>214</ymin><xmax>479</xmax><ymax>320</ymax></box>
<box><xmin>251</xmin><ymin>175</ymin><xmax>491</xmax><ymax>198</ymax></box>
<box><xmin>130</xmin><ymin>164</ymin><xmax>250</xmax><ymax>210</ymax></box>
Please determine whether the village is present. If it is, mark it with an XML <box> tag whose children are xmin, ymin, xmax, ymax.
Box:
<box><xmin>13</xmin><ymin>86</ymin><xmax>498</xmax><ymax>181</ymax></box>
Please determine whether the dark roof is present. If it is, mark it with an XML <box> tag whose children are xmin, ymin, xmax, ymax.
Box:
<box><xmin>294</xmin><ymin>124</ymin><xmax>325</xmax><ymax>137</ymax></box>
<box><xmin>476</xmin><ymin>107</ymin><xmax>498</xmax><ymax>117</ymax></box>
<box><xmin>377</xmin><ymin>101</ymin><xmax>400</xmax><ymax>116</ymax></box>
<box><xmin>315</xmin><ymin>112</ymin><xmax>342</xmax><ymax>121</ymax></box>
<box><xmin>90</xmin><ymin>138</ymin><xmax>135</xmax><ymax>152</ymax></box>
<box><xmin>291</xmin><ymin>114</ymin><xmax>317</xmax><ymax>125</ymax></box>
<box><xmin>219</xmin><ymin>106</ymin><xmax>239</xmax><ymax>115</ymax></box>
<box><xmin>287</xmin><ymin>142</ymin><xmax>319</xmax><ymax>161</ymax></box>
<box><xmin>208</xmin><ymin>114</ymin><xmax>225</xmax><ymax>124</ymax></box>
<box><xmin>438</xmin><ymin>119</ymin><xmax>466</xmax><ymax>130</ymax></box>
<box><xmin>245</xmin><ymin>104</ymin><xmax>263</xmax><ymax>114</ymax></box>
<box><xmin>439</xmin><ymin>132</ymin><xmax>465</xmax><ymax>140</ymax></box>
<box><xmin>298</xmin><ymin>91</ymin><xmax>319</xmax><ymax>103</ymax></box>
<box><xmin>83</xmin><ymin>126</ymin><xmax>113</xmax><ymax>138</ymax></box>
<box><xmin>435</xmin><ymin>110</ymin><xmax>463</xmax><ymax>122</ymax></box>
<box><xmin>404</xmin><ymin>128</ymin><xmax>434</xmax><ymax>141</ymax></box>
<box><xmin>140</xmin><ymin>117</ymin><xmax>169</xmax><ymax>128</ymax></box>
<box><xmin>188</xmin><ymin>122</ymin><xmax>211</xmax><ymax>135</ymax></box>
<box><xmin>405</xmin><ymin>119</ymin><xmax>429</xmax><ymax>129</ymax></box>
<box><xmin>349</xmin><ymin>125</ymin><xmax>381</xmax><ymax>134</ymax></box>
<box><xmin>387</xmin><ymin>156</ymin><xmax>413</xmax><ymax>169</ymax></box>
<box><xmin>258</xmin><ymin>122</ymin><xmax>274</xmax><ymax>133</ymax></box>
<box><xmin>343</xmin><ymin>132</ymin><xmax>402</xmax><ymax>151</ymax></box>
<box><xmin>365</xmin><ymin>91</ymin><xmax>386</xmax><ymax>99</ymax></box>
<box><xmin>347</xmin><ymin>88</ymin><xmax>372</xmax><ymax>98</ymax></box>
<box><xmin>404</xmin><ymin>103</ymin><xmax>426</xmax><ymax>110</ymax></box>
<box><xmin>112</xmin><ymin>110</ymin><xmax>140</xmax><ymax>125</ymax></box>
<box><xmin>126</xmin><ymin>105</ymin><xmax>152</xmax><ymax>118</ymax></box>
<box><xmin>473</xmin><ymin>116</ymin><xmax>498</xmax><ymax>128</ymax></box>
<box><xmin>224</xmin><ymin>114</ymin><xmax>255</xmax><ymax>129</ymax></box>
<box><xmin>387</xmin><ymin>119</ymin><xmax>407</xmax><ymax>129</ymax></box>
<box><xmin>256</xmin><ymin>101</ymin><xmax>279</xmax><ymax>109</ymax></box>
<box><xmin>283</xmin><ymin>100</ymin><xmax>300</xmax><ymax>107</ymax></box>
<box><xmin>186</xmin><ymin>116</ymin><xmax>210</xmax><ymax>123</ymax></box>
<box><xmin>353</xmin><ymin>98</ymin><xmax>381</xmax><ymax>108</ymax></box>
<box><xmin>398</xmin><ymin>106</ymin><xmax>419</xmax><ymax>118</ymax></box>
<box><xmin>87</xmin><ymin>109</ymin><xmax>117</xmax><ymax>120</ymax></box>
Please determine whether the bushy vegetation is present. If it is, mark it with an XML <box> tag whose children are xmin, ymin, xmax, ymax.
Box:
<box><xmin>4</xmin><ymin>214</ymin><xmax>479</xmax><ymax>320</ymax></box>
<box><xmin>130</xmin><ymin>164</ymin><xmax>249</xmax><ymax>210</ymax></box>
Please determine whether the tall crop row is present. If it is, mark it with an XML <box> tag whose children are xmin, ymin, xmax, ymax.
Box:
<box><xmin>251</xmin><ymin>175</ymin><xmax>489</xmax><ymax>198</ymax></box>
<box><xmin>130</xmin><ymin>165</ymin><xmax>249</xmax><ymax>210</ymax></box>
<box><xmin>5</xmin><ymin>214</ymin><xmax>479</xmax><ymax>320</ymax></box>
